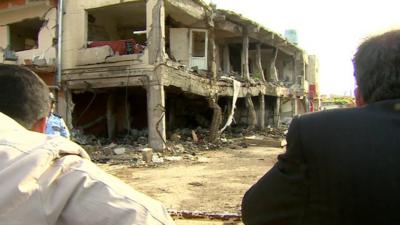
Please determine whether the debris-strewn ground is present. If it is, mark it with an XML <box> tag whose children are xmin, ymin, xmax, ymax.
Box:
<box><xmin>97</xmin><ymin>146</ymin><xmax>284</xmax><ymax>224</ymax></box>
<box><xmin>75</xmin><ymin>125</ymin><xmax>287</xmax><ymax>223</ymax></box>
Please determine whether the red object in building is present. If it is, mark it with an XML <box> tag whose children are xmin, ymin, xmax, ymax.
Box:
<box><xmin>309</xmin><ymin>84</ymin><xmax>316</xmax><ymax>98</ymax></box>
<box><xmin>309</xmin><ymin>100</ymin><xmax>314</xmax><ymax>112</ymax></box>
<box><xmin>88</xmin><ymin>39</ymin><xmax>144</xmax><ymax>55</ymax></box>
<box><xmin>309</xmin><ymin>84</ymin><xmax>317</xmax><ymax>112</ymax></box>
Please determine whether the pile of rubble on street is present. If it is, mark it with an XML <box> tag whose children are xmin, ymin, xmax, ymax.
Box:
<box><xmin>72</xmin><ymin>125</ymin><xmax>288</xmax><ymax>168</ymax></box>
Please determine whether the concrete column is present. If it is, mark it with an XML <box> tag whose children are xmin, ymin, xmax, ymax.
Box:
<box><xmin>256</xmin><ymin>43</ymin><xmax>266</xmax><ymax>82</ymax></box>
<box><xmin>0</xmin><ymin>26</ymin><xmax>9</xmax><ymax>50</ymax></box>
<box><xmin>274</xmin><ymin>97</ymin><xmax>281</xmax><ymax>127</ymax></box>
<box><xmin>292</xmin><ymin>56</ymin><xmax>297</xmax><ymax>85</ymax></box>
<box><xmin>64</xmin><ymin>88</ymin><xmax>74</xmax><ymax>129</ymax></box>
<box><xmin>242</xmin><ymin>28</ymin><xmax>250</xmax><ymax>80</ymax></box>
<box><xmin>146</xmin><ymin>0</ymin><xmax>166</xmax><ymax>64</ymax></box>
<box><xmin>147</xmin><ymin>72</ymin><xmax>166</xmax><ymax>151</ymax></box>
<box><xmin>269</xmin><ymin>48</ymin><xmax>278</xmax><ymax>82</ymax></box>
<box><xmin>292</xmin><ymin>97</ymin><xmax>298</xmax><ymax>117</ymax></box>
<box><xmin>258</xmin><ymin>94</ymin><xmax>265</xmax><ymax>130</ymax></box>
<box><xmin>223</xmin><ymin>44</ymin><xmax>230</xmax><ymax>74</ymax></box>
<box><xmin>209</xmin><ymin>29</ymin><xmax>217</xmax><ymax>80</ymax></box>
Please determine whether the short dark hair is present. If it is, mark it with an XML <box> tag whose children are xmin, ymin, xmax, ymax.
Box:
<box><xmin>0</xmin><ymin>64</ymin><xmax>50</xmax><ymax>129</ymax></box>
<box><xmin>353</xmin><ymin>29</ymin><xmax>400</xmax><ymax>103</ymax></box>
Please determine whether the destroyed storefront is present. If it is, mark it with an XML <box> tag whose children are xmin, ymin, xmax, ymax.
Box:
<box><xmin>60</xmin><ymin>0</ymin><xmax>312</xmax><ymax>151</ymax></box>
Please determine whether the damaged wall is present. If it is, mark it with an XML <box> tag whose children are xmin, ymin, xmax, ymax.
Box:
<box><xmin>63</xmin><ymin>0</ymin><xmax>149</xmax><ymax>69</ymax></box>
<box><xmin>0</xmin><ymin>3</ymin><xmax>56</xmax><ymax>65</ymax></box>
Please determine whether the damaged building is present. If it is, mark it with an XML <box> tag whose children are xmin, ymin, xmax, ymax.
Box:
<box><xmin>0</xmin><ymin>0</ymin><xmax>59</xmax><ymax>101</ymax></box>
<box><xmin>0</xmin><ymin>0</ymin><xmax>320</xmax><ymax>151</ymax></box>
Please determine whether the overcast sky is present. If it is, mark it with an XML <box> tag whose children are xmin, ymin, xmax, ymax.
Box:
<box><xmin>204</xmin><ymin>0</ymin><xmax>400</xmax><ymax>95</ymax></box>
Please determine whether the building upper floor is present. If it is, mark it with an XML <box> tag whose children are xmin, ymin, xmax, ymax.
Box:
<box><xmin>0</xmin><ymin>0</ymin><xmax>319</xmax><ymax>95</ymax></box>
<box><xmin>0</xmin><ymin>0</ymin><xmax>57</xmax><ymax>67</ymax></box>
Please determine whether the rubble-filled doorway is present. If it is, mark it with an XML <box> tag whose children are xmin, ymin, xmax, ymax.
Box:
<box><xmin>166</xmin><ymin>86</ymin><xmax>213</xmax><ymax>140</ymax></box>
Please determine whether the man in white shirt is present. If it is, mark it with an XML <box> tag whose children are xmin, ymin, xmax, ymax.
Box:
<box><xmin>0</xmin><ymin>64</ymin><xmax>175</xmax><ymax>225</ymax></box>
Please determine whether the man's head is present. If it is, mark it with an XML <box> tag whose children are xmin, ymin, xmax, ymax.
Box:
<box><xmin>0</xmin><ymin>64</ymin><xmax>50</xmax><ymax>131</ymax></box>
<box><xmin>353</xmin><ymin>29</ymin><xmax>400</xmax><ymax>105</ymax></box>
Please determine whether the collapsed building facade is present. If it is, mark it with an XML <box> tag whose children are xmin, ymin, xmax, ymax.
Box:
<box><xmin>0</xmin><ymin>0</ymin><xmax>320</xmax><ymax>151</ymax></box>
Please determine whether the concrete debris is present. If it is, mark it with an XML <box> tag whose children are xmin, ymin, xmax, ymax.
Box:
<box><xmin>191</xmin><ymin>130</ymin><xmax>198</xmax><ymax>143</ymax></box>
<box><xmin>113</xmin><ymin>147</ymin><xmax>126</xmax><ymax>155</ymax></box>
<box><xmin>77</xmin><ymin>124</ymin><xmax>287</xmax><ymax>168</ymax></box>
<box><xmin>170</xmin><ymin>133</ymin><xmax>181</xmax><ymax>142</ymax></box>
<box><xmin>141</xmin><ymin>148</ymin><xmax>153</xmax><ymax>163</ymax></box>
<box><xmin>173</xmin><ymin>144</ymin><xmax>185</xmax><ymax>153</ymax></box>
<box><xmin>164</xmin><ymin>156</ymin><xmax>183</xmax><ymax>161</ymax></box>
<box><xmin>152</xmin><ymin>154</ymin><xmax>164</xmax><ymax>163</ymax></box>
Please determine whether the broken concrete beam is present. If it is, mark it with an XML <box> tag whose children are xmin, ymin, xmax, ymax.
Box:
<box><xmin>76</xmin><ymin>46</ymin><xmax>113</xmax><ymax>65</ymax></box>
<box><xmin>168</xmin><ymin>209</ymin><xmax>241</xmax><ymax>222</ymax></box>
<box><xmin>244</xmin><ymin>136</ymin><xmax>286</xmax><ymax>148</ymax></box>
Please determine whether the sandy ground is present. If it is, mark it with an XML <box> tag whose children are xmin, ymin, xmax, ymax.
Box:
<box><xmin>98</xmin><ymin>146</ymin><xmax>284</xmax><ymax>224</ymax></box>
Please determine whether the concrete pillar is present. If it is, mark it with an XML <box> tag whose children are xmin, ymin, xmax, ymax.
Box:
<box><xmin>208</xmin><ymin>21</ymin><xmax>217</xmax><ymax>80</ymax></box>
<box><xmin>292</xmin><ymin>56</ymin><xmax>297</xmax><ymax>85</ymax></box>
<box><xmin>269</xmin><ymin>48</ymin><xmax>279</xmax><ymax>82</ymax></box>
<box><xmin>292</xmin><ymin>97</ymin><xmax>298</xmax><ymax>117</ymax></box>
<box><xmin>256</xmin><ymin>43</ymin><xmax>266</xmax><ymax>82</ymax></box>
<box><xmin>223</xmin><ymin>44</ymin><xmax>230</xmax><ymax>74</ymax></box>
<box><xmin>274</xmin><ymin>97</ymin><xmax>281</xmax><ymax>127</ymax></box>
<box><xmin>64</xmin><ymin>88</ymin><xmax>74</xmax><ymax>129</ymax></box>
<box><xmin>147</xmin><ymin>73</ymin><xmax>166</xmax><ymax>151</ymax></box>
<box><xmin>258</xmin><ymin>94</ymin><xmax>265</xmax><ymax>129</ymax></box>
<box><xmin>147</xmin><ymin>0</ymin><xmax>166</xmax><ymax>64</ymax></box>
<box><xmin>242</xmin><ymin>28</ymin><xmax>250</xmax><ymax>80</ymax></box>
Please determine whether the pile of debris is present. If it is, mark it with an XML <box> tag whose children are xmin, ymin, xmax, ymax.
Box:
<box><xmin>71</xmin><ymin>125</ymin><xmax>288</xmax><ymax>167</ymax></box>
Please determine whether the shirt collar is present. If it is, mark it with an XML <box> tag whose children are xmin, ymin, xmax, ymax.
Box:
<box><xmin>0</xmin><ymin>112</ymin><xmax>27</xmax><ymax>133</ymax></box>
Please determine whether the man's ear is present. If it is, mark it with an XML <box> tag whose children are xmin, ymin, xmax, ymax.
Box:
<box><xmin>355</xmin><ymin>87</ymin><xmax>365</xmax><ymax>107</ymax></box>
<box><xmin>31</xmin><ymin>117</ymin><xmax>47</xmax><ymax>133</ymax></box>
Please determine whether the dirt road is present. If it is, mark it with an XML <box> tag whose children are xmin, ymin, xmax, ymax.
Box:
<box><xmin>98</xmin><ymin>146</ymin><xmax>283</xmax><ymax>224</ymax></box>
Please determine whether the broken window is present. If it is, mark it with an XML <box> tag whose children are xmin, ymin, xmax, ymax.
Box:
<box><xmin>189</xmin><ymin>30</ymin><xmax>208</xmax><ymax>70</ymax></box>
<box><xmin>86</xmin><ymin>1</ymin><xmax>146</xmax><ymax>55</ymax></box>
<box><xmin>191</xmin><ymin>31</ymin><xmax>206</xmax><ymax>57</ymax></box>
<box><xmin>9</xmin><ymin>18</ymin><xmax>44</xmax><ymax>52</ymax></box>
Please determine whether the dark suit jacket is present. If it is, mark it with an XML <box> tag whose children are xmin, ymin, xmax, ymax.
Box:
<box><xmin>241</xmin><ymin>99</ymin><xmax>400</xmax><ymax>225</ymax></box>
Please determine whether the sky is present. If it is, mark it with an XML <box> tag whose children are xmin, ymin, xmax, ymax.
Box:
<box><xmin>204</xmin><ymin>0</ymin><xmax>400</xmax><ymax>95</ymax></box>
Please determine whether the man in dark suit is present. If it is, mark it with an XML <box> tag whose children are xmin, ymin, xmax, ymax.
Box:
<box><xmin>241</xmin><ymin>30</ymin><xmax>400</xmax><ymax>225</ymax></box>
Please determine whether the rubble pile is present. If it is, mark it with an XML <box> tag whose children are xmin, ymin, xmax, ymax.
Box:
<box><xmin>71</xmin><ymin>125</ymin><xmax>288</xmax><ymax>167</ymax></box>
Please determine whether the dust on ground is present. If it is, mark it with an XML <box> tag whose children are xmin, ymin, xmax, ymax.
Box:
<box><xmin>98</xmin><ymin>146</ymin><xmax>284</xmax><ymax>223</ymax></box>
